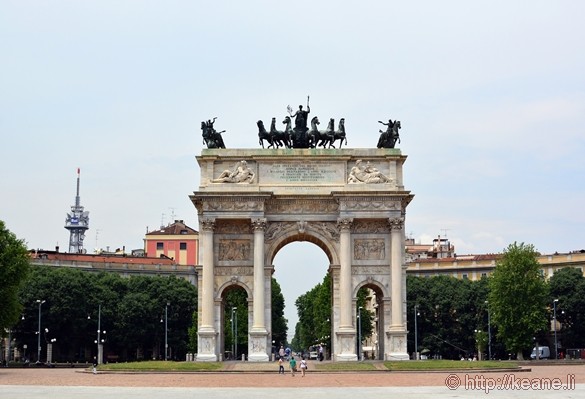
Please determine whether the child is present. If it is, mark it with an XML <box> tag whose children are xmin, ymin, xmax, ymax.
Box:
<box><xmin>278</xmin><ymin>357</ymin><xmax>285</xmax><ymax>374</ymax></box>
<box><xmin>289</xmin><ymin>356</ymin><xmax>297</xmax><ymax>377</ymax></box>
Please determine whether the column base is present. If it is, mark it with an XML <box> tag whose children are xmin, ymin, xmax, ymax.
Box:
<box><xmin>385</xmin><ymin>352</ymin><xmax>410</xmax><ymax>361</ymax></box>
<box><xmin>248</xmin><ymin>353</ymin><xmax>270</xmax><ymax>362</ymax></box>
<box><xmin>197</xmin><ymin>328</ymin><xmax>217</xmax><ymax>362</ymax></box>
<box><xmin>335</xmin><ymin>353</ymin><xmax>358</xmax><ymax>361</ymax></box>
<box><xmin>334</xmin><ymin>329</ymin><xmax>357</xmax><ymax>361</ymax></box>
<box><xmin>248</xmin><ymin>330</ymin><xmax>269</xmax><ymax>362</ymax></box>
<box><xmin>196</xmin><ymin>353</ymin><xmax>218</xmax><ymax>362</ymax></box>
<box><xmin>385</xmin><ymin>330</ymin><xmax>409</xmax><ymax>361</ymax></box>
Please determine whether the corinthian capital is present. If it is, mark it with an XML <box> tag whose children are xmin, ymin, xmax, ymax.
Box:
<box><xmin>251</xmin><ymin>218</ymin><xmax>267</xmax><ymax>231</ymax></box>
<box><xmin>337</xmin><ymin>217</ymin><xmax>353</xmax><ymax>231</ymax></box>
<box><xmin>388</xmin><ymin>217</ymin><xmax>404</xmax><ymax>231</ymax></box>
<box><xmin>200</xmin><ymin>218</ymin><xmax>216</xmax><ymax>231</ymax></box>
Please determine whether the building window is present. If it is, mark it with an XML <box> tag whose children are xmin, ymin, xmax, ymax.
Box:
<box><xmin>180</xmin><ymin>242</ymin><xmax>187</xmax><ymax>250</ymax></box>
<box><xmin>481</xmin><ymin>272</ymin><xmax>487</xmax><ymax>278</ymax></box>
<box><xmin>156</xmin><ymin>242</ymin><xmax>164</xmax><ymax>250</ymax></box>
<box><xmin>462</xmin><ymin>274</ymin><xmax>468</xmax><ymax>280</ymax></box>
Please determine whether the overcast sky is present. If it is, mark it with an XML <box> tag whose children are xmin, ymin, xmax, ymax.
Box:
<box><xmin>2</xmin><ymin>1</ymin><xmax>584</xmax><ymax>337</ymax></box>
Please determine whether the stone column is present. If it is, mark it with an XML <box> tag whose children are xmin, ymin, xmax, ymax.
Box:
<box><xmin>249</xmin><ymin>218</ymin><xmax>269</xmax><ymax>361</ymax></box>
<box><xmin>197</xmin><ymin>218</ymin><xmax>217</xmax><ymax>361</ymax></box>
<box><xmin>386</xmin><ymin>216</ymin><xmax>409</xmax><ymax>360</ymax></box>
<box><xmin>336</xmin><ymin>218</ymin><xmax>356</xmax><ymax>361</ymax></box>
<box><xmin>390</xmin><ymin>217</ymin><xmax>404</xmax><ymax>329</ymax></box>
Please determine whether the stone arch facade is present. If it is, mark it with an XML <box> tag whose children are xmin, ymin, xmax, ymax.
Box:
<box><xmin>190</xmin><ymin>149</ymin><xmax>413</xmax><ymax>361</ymax></box>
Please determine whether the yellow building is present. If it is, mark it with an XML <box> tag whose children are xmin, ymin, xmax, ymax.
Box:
<box><xmin>406</xmin><ymin>237</ymin><xmax>585</xmax><ymax>280</ymax></box>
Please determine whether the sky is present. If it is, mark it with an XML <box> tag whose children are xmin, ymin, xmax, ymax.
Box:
<box><xmin>1</xmin><ymin>1</ymin><xmax>584</xmax><ymax>336</ymax></box>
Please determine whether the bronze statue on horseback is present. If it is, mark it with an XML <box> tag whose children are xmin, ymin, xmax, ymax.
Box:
<box><xmin>377</xmin><ymin>119</ymin><xmax>401</xmax><ymax>149</ymax></box>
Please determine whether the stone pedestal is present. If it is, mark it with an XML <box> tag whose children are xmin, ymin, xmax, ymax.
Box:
<box><xmin>197</xmin><ymin>330</ymin><xmax>217</xmax><ymax>362</ymax></box>
<box><xmin>248</xmin><ymin>332</ymin><xmax>270</xmax><ymax>362</ymax></box>
<box><xmin>335</xmin><ymin>329</ymin><xmax>359</xmax><ymax>361</ymax></box>
<box><xmin>386</xmin><ymin>331</ymin><xmax>409</xmax><ymax>360</ymax></box>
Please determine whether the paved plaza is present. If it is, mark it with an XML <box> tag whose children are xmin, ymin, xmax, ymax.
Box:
<box><xmin>1</xmin><ymin>363</ymin><xmax>584</xmax><ymax>399</ymax></box>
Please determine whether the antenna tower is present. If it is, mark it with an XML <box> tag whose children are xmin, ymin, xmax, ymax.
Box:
<box><xmin>64</xmin><ymin>168</ymin><xmax>90</xmax><ymax>253</ymax></box>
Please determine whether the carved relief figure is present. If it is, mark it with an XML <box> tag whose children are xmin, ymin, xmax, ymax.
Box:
<box><xmin>348</xmin><ymin>160</ymin><xmax>392</xmax><ymax>184</ymax></box>
<box><xmin>264</xmin><ymin>222</ymin><xmax>288</xmax><ymax>242</ymax></box>
<box><xmin>212</xmin><ymin>160</ymin><xmax>255</xmax><ymax>183</ymax></box>
<box><xmin>218</xmin><ymin>239</ymin><xmax>251</xmax><ymax>261</ymax></box>
<box><xmin>354</xmin><ymin>239</ymin><xmax>386</xmax><ymax>260</ymax></box>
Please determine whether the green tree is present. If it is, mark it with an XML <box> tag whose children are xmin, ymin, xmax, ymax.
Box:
<box><xmin>356</xmin><ymin>287</ymin><xmax>374</xmax><ymax>342</ymax></box>
<box><xmin>271</xmin><ymin>278</ymin><xmax>288</xmax><ymax>348</ymax></box>
<box><xmin>223</xmin><ymin>287</ymin><xmax>248</xmax><ymax>358</ymax></box>
<box><xmin>549</xmin><ymin>267</ymin><xmax>585</xmax><ymax>350</ymax></box>
<box><xmin>0</xmin><ymin>220</ymin><xmax>30</xmax><ymax>333</ymax></box>
<box><xmin>407</xmin><ymin>275</ymin><xmax>491</xmax><ymax>359</ymax></box>
<box><xmin>488</xmin><ymin>242</ymin><xmax>548</xmax><ymax>360</ymax></box>
<box><xmin>294</xmin><ymin>274</ymin><xmax>331</xmax><ymax>351</ymax></box>
<box><xmin>17</xmin><ymin>267</ymin><xmax>196</xmax><ymax>362</ymax></box>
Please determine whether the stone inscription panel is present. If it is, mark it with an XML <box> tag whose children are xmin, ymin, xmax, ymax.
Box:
<box><xmin>259</xmin><ymin>161</ymin><xmax>344</xmax><ymax>184</ymax></box>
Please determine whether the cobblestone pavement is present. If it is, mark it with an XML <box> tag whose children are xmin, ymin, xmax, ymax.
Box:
<box><xmin>1</xmin><ymin>363</ymin><xmax>584</xmax><ymax>399</ymax></box>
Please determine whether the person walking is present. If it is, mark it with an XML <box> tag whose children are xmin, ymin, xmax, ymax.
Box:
<box><xmin>289</xmin><ymin>356</ymin><xmax>297</xmax><ymax>377</ymax></box>
<box><xmin>278</xmin><ymin>356</ymin><xmax>285</xmax><ymax>374</ymax></box>
<box><xmin>300</xmin><ymin>357</ymin><xmax>308</xmax><ymax>377</ymax></box>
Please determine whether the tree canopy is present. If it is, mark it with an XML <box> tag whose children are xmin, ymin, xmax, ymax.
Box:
<box><xmin>549</xmin><ymin>267</ymin><xmax>585</xmax><ymax>350</ymax></box>
<box><xmin>292</xmin><ymin>273</ymin><xmax>332</xmax><ymax>351</ymax></box>
<box><xmin>16</xmin><ymin>267</ymin><xmax>197</xmax><ymax>362</ymax></box>
<box><xmin>0</xmin><ymin>220</ymin><xmax>30</xmax><ymax>334</ymax></box>
<box><xmin>488</xmin><ymin>242</ymin><xmax>548</xmax><ymax>359</ymax></box>
<box><xmin>407</xmin><ymin>275</ymin><xmax>490</xmax><ymax>359</ymax></box>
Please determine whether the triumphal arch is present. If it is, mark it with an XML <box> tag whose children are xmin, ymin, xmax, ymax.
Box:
<box><xmin>190</xmin><ymin>148</ymin><xmax>413</xmax><ymax>361</ymax></box>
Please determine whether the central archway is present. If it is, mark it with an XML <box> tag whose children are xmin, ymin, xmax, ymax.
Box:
<box><xmin>191</xmin><ymin>148</ymin><xmax>413</xmax><ymax>361</ymax></box>
<box><xmin>272</xmin><ymin>241</ymin><xmax>330</xmax><ymax>345</ymax></box>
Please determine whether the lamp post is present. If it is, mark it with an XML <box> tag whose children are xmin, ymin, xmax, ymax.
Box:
<box><xmin>414</xmin><ymin>304</ymin><xmax>419</xmax><ymax>360</ymax></box>
<box><xmin>474</xmin><ymin>329</ymin><xmax>482</xmax><ymax>360</ymax></box>
<box><xmin>357</xmin><ymin>306</ymin><xmax>362</xmax><ymax>361</ymax></box>
<box><xmin>485</xmin><ymin>300</ymin><xmax>492</xmax><ymax>360</ymax></box>
<box><xmin>232</xmin><ymin>307</ymin><xmax>238</xmax><ymax>359</ymax></box>
<box><xmin>36</xmin><ymin>300</ymin><xmax>45</xmax><ymax>363</ymax></box>
<box><xmin>553</xmin><ymin>299</ymin><xmax>559</xmax><ymax>359</ymax></box>
<box><xmin>164</xmin><ymin>302</ymin><xmax>170</xmax><ymax>361</ymax></box>
<box><xmin>45</xmin><ymin>329</ymin><xmax>56</xmax><ymax>364</ymax></box>
<box><xmin>91</xmin><ymin>304</ymin><xmax>106</xmax><ymax>365</ymax></box>
<box><xmin>230</xmin><ymin>309</ymin><xmax>235</xmax><ymax>359</ymax></box>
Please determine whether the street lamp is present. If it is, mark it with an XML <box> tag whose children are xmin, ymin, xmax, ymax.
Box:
<box><xmin>232</xmin><ymin>307</ymin><xmax>238</xmax><ymax>360</ymax></box>
<box><xmin>36</xmin><ymin>299</ymin><xmax>45</xmax><ymax>363</ymax></box>
<box><xmin>474</xmin><ymin>329</ymin><xmax>482</xmax><ymax>360</ymax></box>
<box><xmin>90</xmin><ymin>304</ymin><xmax>106</xmax><ymax>365</ymax></box>
<box><xmin>485</xmin><ymin>300</ymin><xmax>492</xmax><ymax>360</ymax></box>
<box><xmin>230</xmin><ymin>310</ymin><xmax>234</xmax><ymax>359</ymax></box>
<box><xmin>553</xmin><ymin>299</ymin><xmax>559</xmax><ymax>359</ymax></box>
<box><xmin>357</xmin><ymin>306</ymin><xmax>363</xmax><ymax>361</ymax></box>
<box><xmin>414</xmin><ymin>304</ymin><xmax>419</xmax><ymax>360</ymax></box>
<box><xmin>45</xmin><ymin>329</ymin><xmax>57</xmax><ymax>364</ymax></box>
<box><xmin>164</xmin><ymin>302</ymin><xmax>170</xmax><ymax>361</ymax></box>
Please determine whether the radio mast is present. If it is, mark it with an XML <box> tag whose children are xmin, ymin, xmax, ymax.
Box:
<box><xmin>64</xmin><ymin>168</ymin><xmax>90</xmax><ymax>253</ymax></box>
